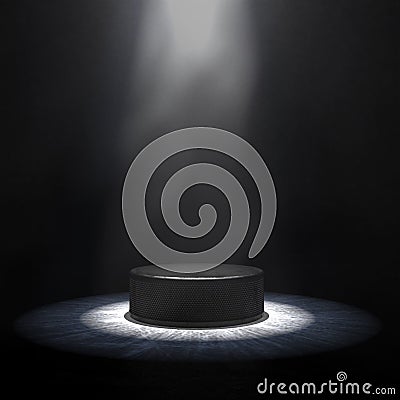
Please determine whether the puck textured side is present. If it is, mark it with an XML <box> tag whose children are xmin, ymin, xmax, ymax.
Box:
<box><xmin>128</xmin><ymin>264</ymin><xmax>264</xmax><ymax>328</ymax></box>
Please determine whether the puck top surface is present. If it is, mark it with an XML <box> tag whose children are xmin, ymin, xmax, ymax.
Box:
<box><xmin>130</xmin><ymin>264</ymin><xmax>263</xmax><ymax>280</ymax></box>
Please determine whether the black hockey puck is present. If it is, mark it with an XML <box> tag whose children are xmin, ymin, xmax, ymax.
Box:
<box><xmin>126</xmin><ymin>264</ymin><xmax>265</xmax><ymax>328</ymax></box>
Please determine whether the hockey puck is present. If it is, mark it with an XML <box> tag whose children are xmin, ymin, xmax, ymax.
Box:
<box><xmin>126</xmin><ymin>264</ymin><xmax>266</xmax><ymax>328</ymax></box>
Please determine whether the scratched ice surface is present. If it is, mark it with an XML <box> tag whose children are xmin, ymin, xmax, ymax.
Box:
<box><xmin>15</xmin><ymin>293</ymin><xmax>380</xmax><ymax>361</ymax></box>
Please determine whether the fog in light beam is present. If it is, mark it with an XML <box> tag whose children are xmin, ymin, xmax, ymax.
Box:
<box><xmin>122</xmin><ymin>0</ymin><xmax>257</xmax><ymax>142</ymax></box>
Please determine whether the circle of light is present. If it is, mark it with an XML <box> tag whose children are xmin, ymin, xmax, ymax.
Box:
<box><xmin>80</xmin><ymin>300</ymin><xmax>313</xmax><ymax>341</ymax></box>
<box><xmin>15</xmin><ymin>293</ymin><xmax>380</xmax><ymax>361</ymax></box>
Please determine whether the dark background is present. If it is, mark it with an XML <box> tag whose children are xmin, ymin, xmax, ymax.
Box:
<box><xmin>7</xmin><ymin>0</ymin><xmax>399</xmax><ymax>398</ymax></box>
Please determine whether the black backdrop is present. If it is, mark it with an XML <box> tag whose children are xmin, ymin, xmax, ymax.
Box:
<box><xmin>7</xmin><ymin>1</ymin><xmax>399</xmax><ymax>398</ymax></box>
